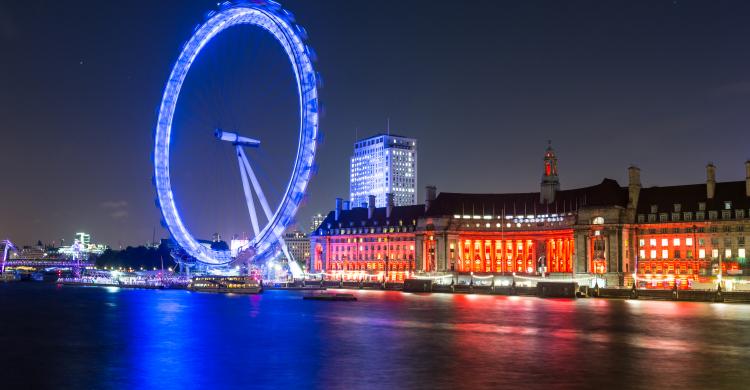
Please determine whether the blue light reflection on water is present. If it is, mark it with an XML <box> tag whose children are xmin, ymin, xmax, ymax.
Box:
<box><xmin>1</xmin><ymin>284</ymin><xmax>750</xmax><ymax>389</ymax></box>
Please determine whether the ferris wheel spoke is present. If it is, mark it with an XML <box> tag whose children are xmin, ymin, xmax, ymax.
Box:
<box><xmin>239</xmin><ymin>148</ymin><xmax>274</xmax><ymax>221</ymax></box>
<box><xmin>237</xmin><ymin>147</ymin><xmax>261</xmax><ymax>237</ymax></box>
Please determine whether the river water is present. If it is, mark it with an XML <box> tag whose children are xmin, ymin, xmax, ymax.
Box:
<box><xmin>1</xmin><ymin>283</ymin><xmax>749</xmax><ymax>389</ymax></box>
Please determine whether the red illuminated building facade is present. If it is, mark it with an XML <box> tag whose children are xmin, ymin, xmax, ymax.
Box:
<box><xmin>310</xmin><ymin>145</ymin><xmax>750</xmax><ymax>288</ymax></box>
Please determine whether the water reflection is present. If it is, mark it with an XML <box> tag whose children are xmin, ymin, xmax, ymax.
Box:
<box><xmin>1</xmin><ymin>284</ymin><xmax>749</xmax><ymax>389</ymax></box>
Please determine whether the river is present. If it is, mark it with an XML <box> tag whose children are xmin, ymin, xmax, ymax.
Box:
<box><xmin>1</xmin><ymin>283</ymin><xmax>749</xmax><ymax>389</ymax></box>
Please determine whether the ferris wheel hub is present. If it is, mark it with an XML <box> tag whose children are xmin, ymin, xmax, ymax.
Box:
<box><xmin>215</xmin><ymin>129</ymin><xmax>261</xmax><ymax>147</ymax></box>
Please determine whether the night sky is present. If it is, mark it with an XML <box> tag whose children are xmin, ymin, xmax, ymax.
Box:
<box><xmin>2</xmin><ymin>0</ymin><xmax>749</xmax><ymax>247</ymax></box>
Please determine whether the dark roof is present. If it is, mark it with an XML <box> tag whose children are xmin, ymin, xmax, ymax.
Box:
<box><xmin>636</xmin><ymin>181</ymin><xmax>749</xmax><ymax>214</ymax></box>
<box><xmin>356</xmin><ymin>133</ymin><xmax>414</xmax><ymax>142</ymax></box>
<box><xmin>314</xmin><ymin>204</ymin><xmax>426</xmax><ymax>232</ymax></box>
<box><xmin>426</xmin><ymin>178</ymin><xmax>628</xmax><ymax>217</ymax></box>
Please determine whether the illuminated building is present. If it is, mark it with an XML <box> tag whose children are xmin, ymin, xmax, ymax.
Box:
<box><xmin>632</xmin><ymin>162</ymin><xmax>750</xmax><ymax>289</ymax></box>
<box><xmin>284</xmin><ymin>230</ymin><xmax>310</xmax><ymax>266</ymax></box>
<box><xmin>58</xmin><ymin>233</ymin><xmax>108</xmax><ymax>257</ymax></box>
<box><xmin>310</xmin><ymin>195</ymin><xmax>420</xmax><ymax>282</ymax></box>
<box><xmin>75</xmin><ymin>232</ymin><xmax>91</xmax><ymax>246</ymax></box>
<box><xmin>310</xmin><ymin>213</ymin><xmax>325</xmax><ymax>233</ymax></box>
<box><xmin>313</xmin><ymin>144</ymin><xmax>750</xmax><ymax>288</ymax></box>
<box><xmin>350</xmin><ymin>133</ymin><xmax>417</xmax><ymax>207</ymax></box>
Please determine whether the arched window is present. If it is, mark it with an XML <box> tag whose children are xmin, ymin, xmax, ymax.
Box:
<box><xmin>592</xmin><ymin>216</ymin><xmax>605</xmax><ymax>225</ymax></box>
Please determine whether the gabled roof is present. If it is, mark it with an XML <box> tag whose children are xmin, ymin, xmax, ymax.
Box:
<box><xmin>636</xmin><ymin>181</ymin><xmax>749</xmax><ymax>214</ymax></box>
<box><xmin>426</xmin><ymin>178</ymin><xmax>628</xmax><ymax>217</ymax></box>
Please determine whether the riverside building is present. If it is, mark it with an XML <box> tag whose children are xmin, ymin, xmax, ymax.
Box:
<box><xmin>311</xmin><ymin>144</ymin><xmax>750</xmax><ymax>289</ymax></box>
<box><xmin>349</xmin><ymin>133</ymin><xmax>417</xmax><ymax>208</ymax></box>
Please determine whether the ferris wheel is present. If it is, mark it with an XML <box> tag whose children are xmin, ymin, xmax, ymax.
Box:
<box><xmin>153</xmin><ymin>1</ymin><xmax>319</xmax><ymax>275</ymax></box>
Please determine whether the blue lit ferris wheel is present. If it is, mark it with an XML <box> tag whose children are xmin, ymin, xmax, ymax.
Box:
<box><xmin>153</xmin><ymin>1</ymin><xmax>319</xmax><ymax>274</ymax></box>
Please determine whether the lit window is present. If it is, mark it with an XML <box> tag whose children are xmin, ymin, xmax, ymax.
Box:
<box><xmin>661</xmin><ymin>238</ymin><xmax>668</xmax><ymax>246</ymax></box>
<box><xmin>639</xmin><ymin>239</ymin><xmax>645</xmax><ymax>247</ymax></box>
<box><xmin>673</xmin><ymin>238</ymin><xmax>680</xmax><ymax>246</ymax></box>
<box><xmin>739</xmin><ymin>248</ymin><xmax>746</xmax><ymax>260</ymax></box>
<box><xmin>649</xmin><ymin>239</ymin><xmax>656</xmax><ymax>246</ymax></box>
<box><xmin>662</xmin><ymin>250</ymin><xmax>669</xmax><ymax>259</ymax></box>
<box><xmin>686</xmin><ymin>237</ymin><xmax>693</xmax><ymax>246</ymax></box>
<box><xmin>699</xmin><ymin>249</ymin><xmax>706</xmax><ymax>259</ymax></box>
<box><xmin>639</xmin><ymin>249</ymin><xmax>646</xmax><ymax>259</ymax></box>
<box><xmin>650</xmin><ymin>250</ymin><xmax>657</xmax><ymax>259</ymax></box>
<box><xmin>725</xmin><ymin>249</ymin><xmax>732</xmax><ymax>258</ymax></box>
<box><xmin>712</xmin><ymin>249</ymin><xmax>719</xmax><ymax>259</ymax></box>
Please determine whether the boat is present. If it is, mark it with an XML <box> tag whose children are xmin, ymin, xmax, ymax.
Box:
<box><xmin>188</xmin><ymin>276</ymin><xmax>262</xmax><ymax>294</ymax></box>
<box><xmin>303</xmin><ymin>292</ymin><xmax>357</xmax><ymax>301</ymax></box>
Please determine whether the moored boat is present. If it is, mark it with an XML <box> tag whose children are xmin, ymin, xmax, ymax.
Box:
<box><xmin>189</xmin><ymin>276</ymin><xmax>262</xmax><ymax>294</ymax></box>
<box><xmin>303</xmin><ymin>292</ymin><xmax>357</xmax><ymax>301</ymax></box>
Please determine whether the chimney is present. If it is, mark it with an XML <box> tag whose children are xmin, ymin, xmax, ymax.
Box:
<box><xmin>627</xmin><ymin>166</ymin><xmax>641</xmax><ymax>209</ymax></box>
<box><xmin>425</xmin><ymin>185</ymin><xmax>437</xmax><ymax>212</ymax></box>
<box><xmin>342</xmin><ymin>200</ymin><xmax>351</xmax><ymax>210</ymax></box>
<box><xmin>386</xmin><ymin>193</ymin><xmax>395</xmax><ymax>219</ymax></box>
<box><xmin>335</xmin><ymin>198</ymin><xmax>343</xmax><ymax>221</ymax></box>
<box><xmin>706</xmin><ymin>163</ymin><xmax>716</xmax><ymax>199</ymax></box>
<box><xmin>745</xmin><ymin>160</ymin><xmax>750</xmax><ymax>197</ymax></box>
<box><xmin>368</xmin><ymin>195</ymin><xmax>376</xmax><ymax>219</ymax></box>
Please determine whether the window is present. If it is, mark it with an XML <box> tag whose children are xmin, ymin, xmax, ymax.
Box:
<box><xmin>684</xmin><ymin>212</ymin><xmax>693</xmax><ymax>221</ymax></box>
<box><xmin>650</xmin><ymin>250</ymin><xmax>657</xmax><ymax>259</ymax></box>
<box><xmin>637</xmin><ymin>214</ymin><xmax>645</xmax><ymax>223</ymax></box>
<box><xmin>686</xmin><ymin>237</ymin><xmax>693</xmax><ymax>246</ymax></box>
<box><xmin>674</xmin><ymin>203</ymin><xmax>682</xmax><ymax>212</ymax></box>
<box><xmin>674</xmin><ymin>250</ymin><xmax>681</xmax><ymax>259</ymax></box>
<box><xmin>737</xmin><ymin>210</ymin><xmax>745</xmax><ymax>219</ymax></box>
<box><xmin>650</xmin><ymin>205</ymin><xmax>658</xmax><ymax>213</ymax></box>
<box><xmin>662</xmin><ymin>249</ymin><xmax>669</xmax><ymax>259</ymax></box>
<box><xmin>739</xmin><ymin>248</ymin><xmax>746</xmax><ymax>260</ymax></box>
<box><xmin>640</xmin><ymin>249</ymin><xmax>646</xmax><ymax>259</ymax></box>
<box><xmin>697</xmin><ymin>212</ymin><xmax>705</xmax><ymax>221</ymax></box>
<box><xmin>712</xmin><ymin>249</ymin><xmax>719</xmax><ymax>259</ymax></box>
<box><xmin>639</xmin><ymin>239</ymin><xmax>645</xmax><ymax>247</ymax></box>
<box><xmin>661</xmin><ymin>238</ymin><xmax>668</xmax><ymax>246</ymax></box>
<box><xmin>725</xmin><ymin>249</ymin><xmax>732</xmax><ymax>259</ymax></box>
<box><xmin>672</xmin><ymin>213</ymin><xmax>681</xmax><ymax>221</ymax></box>
<box><xmin>592</xmin><ymin>216</ymin><xmax>604</xmax><ymax>225</ymax></box>
<box><xmin>650</xmin><ymin>239</ymin><xmax>657</xmax><ymax>246</ymax></box>
<box><xmin>659</xmin><ymin>213</ymin><xmax>668</xmax><ymax>222</ymax></box>
<box><xmin>648</xmin><ymin>214</ymin><xmax>656</xmax><ymax>222</ymax></box>
<box><xmin>698</xmin><ymin>202</ymin><xmax>706</xmax><ymax>211</ymax></box>
<box><xmin>722</xmin><ymin>210</ymin><xmax>731</xmax><ymax>220</ymax></box>
<box><xmin>673</xmin><ymin>238</ymin><xmax>681</xmax><ymax>246</ymax></box>
<box><xmin>699</xmin><ymin>249</ymin><xmax>706</xmax><ymax>259</ymax></box>
<box><xmin>687</xmin><ymin>250</ymin><xmax>693</xmax><ymax>259</ymax></box>
<box><xmin>724</xmin><ymin>201</ymin><xmax>732</xmax><ymax>210</ymax></box>
<box><xmin>709</xmin><ymin>211</ymin><xmax>718</xmax><ymax>220</ymax></box>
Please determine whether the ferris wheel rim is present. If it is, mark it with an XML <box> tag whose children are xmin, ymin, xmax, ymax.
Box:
<box><xmin>153</xmin><ymin>3</ymin><xmax>319</xmax><ymax>266</ymax></box>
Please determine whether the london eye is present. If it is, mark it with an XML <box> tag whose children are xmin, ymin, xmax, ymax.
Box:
<box><xmin>153</xmin><ymin>1</ymin><xmax>319</xmax><ymax>277</ymax></box>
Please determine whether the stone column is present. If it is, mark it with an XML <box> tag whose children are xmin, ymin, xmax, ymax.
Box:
<box><xmin>415</xmin><ymin>233</ymin><xmax>425</xmax><ymax>272</ymax></box>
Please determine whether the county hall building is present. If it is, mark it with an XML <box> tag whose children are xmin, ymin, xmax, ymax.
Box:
<box><xmin>310</xmin><ymin>144</ymin><xmax>750</xmax><ymax>288</ymax></box>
